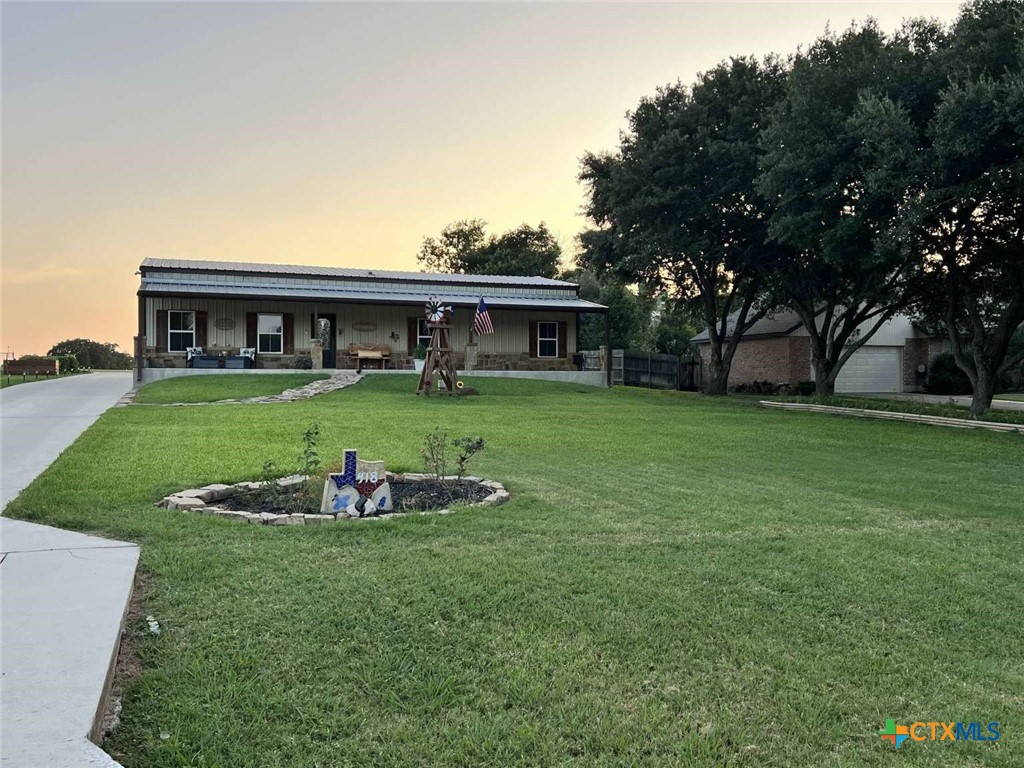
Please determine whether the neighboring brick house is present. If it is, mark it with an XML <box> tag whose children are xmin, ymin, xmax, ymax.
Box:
<box><xmin>693</xmin><ymin>309</ymin><xmax>945</xmax><ymax>393</ymax></box>
<box><xmin>135</xmin><ymin>258</ymin><xmax>608</xmax><ymax>382</ymax></box>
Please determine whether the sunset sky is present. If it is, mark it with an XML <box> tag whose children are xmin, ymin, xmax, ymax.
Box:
<box><xmin>2</xmin><ymin>1</ymin><xmax>960</xmax><ymax>355</ymax></box>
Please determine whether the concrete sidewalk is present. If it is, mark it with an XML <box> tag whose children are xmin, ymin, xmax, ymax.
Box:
<box><xmin>1</xmin><ymin>520</ymin><xmax>139</xmax><ymax>767</ymax></box>
<box><xmin>1</xmin><ymin>371</ymin><xmax>138</xmax><ymax>767</ymax></box>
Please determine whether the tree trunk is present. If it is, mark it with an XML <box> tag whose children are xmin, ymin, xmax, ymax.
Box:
<box><xmin>705</xmin><ymin>345</ymin><xmax>729</xmax><ymax>395</ymax></box>
<box><xmin>813</xmin><ymin>357</ymin><xmax>835</xmax><ymax>397</ymax></box>
<box><xmin>970</xmin><ymin>365</ymin><xmax>996</xmax><ymax>417</ymax></box>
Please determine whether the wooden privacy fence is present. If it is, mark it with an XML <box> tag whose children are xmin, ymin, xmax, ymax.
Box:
<box><xmin>582</xmin><ymin>350</ymin><xmax>701</xmax><ymax>390</ymax></box>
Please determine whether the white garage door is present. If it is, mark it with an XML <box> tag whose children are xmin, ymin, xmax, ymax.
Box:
<box><xmin>834</xmin><ymin>346</ymin><xmax>902</xmax><ymax>393</ymax></box>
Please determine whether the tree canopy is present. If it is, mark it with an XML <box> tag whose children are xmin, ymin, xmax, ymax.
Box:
<box><xmin>579</xmin><ymin>56</ymin><xmax>788</xmax><ymax>393</ymax></box>
<box><xmin>756</xmin><ymin>18</ymin><xmax>950</xmax><ymax>395</ymax></box>
<box><xmin>47</xmin><ymin>339</ymin><xmax>134</xmax><ymax>369</ymax></box>
<box><xmin>416</xmin><ymin>220</ymin><xmax>562</xmax><ymax>278</ymax></box>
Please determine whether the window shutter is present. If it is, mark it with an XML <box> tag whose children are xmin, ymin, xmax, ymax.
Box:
<box><xmin>195</xmin><ymin>310</ymin><xmax>208</xmax><ymax>348</ymax></box>
<box><xmin>558</xmin><ymin>321</ymin><xmax>567</xmax><ymax>358</ymax></box>
<box><xmin>529</xmin><ymin>320</ymin><xmax>538</xmax><ymax>358</ymax></box>
<box><xmin>246</xmin><ymin>313</ymin><xmax>258</xmax><ymax>348</ymax></box>
<box><xmin>283</xmin><ymin>313</ymin><xmax>295</xmax><ymax>354</ymax></box>
<box><xmin>156</xmin><ymin>310</ymin><xmax>168</xmax><ymax>352</ymax></box>
<box><xmin>407</xmin><ymin>317</ymin><xmax>418</xmax><ymax>354</ymax></box>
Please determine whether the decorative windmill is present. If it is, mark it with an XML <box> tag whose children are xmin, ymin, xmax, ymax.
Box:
<box><xmin>416</xmin><ymin>297</ymin><xmax>462</xmax><ymax>395</ymax></box>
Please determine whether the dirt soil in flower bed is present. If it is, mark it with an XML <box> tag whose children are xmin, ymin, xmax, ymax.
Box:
<box><xmin>221</xmin><ymin>480</ymin><xmax>492</xmax><ymax>515</ymax></box>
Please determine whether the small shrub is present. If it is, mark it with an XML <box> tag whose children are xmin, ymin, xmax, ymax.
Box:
<box><xmin>734</xmin><ymin>380</ymin><xmax>780</xmax><ymax>395</ymax></box>
<box><xmin>414</xmin><ymin>343</ymin><xmax>428</xmax><ymax>360</ymax></box>
<box><xmin>298</xmin><ymin>422</ymin><xmax>321</xmax><ymax>476</ymax></box>
<box><xmin>421</xmin><ymin>428</ymin><xmax>487</xmax><ymax>485</ymax></box>
<box><xmin>295</xmin><ymin>354</ymin><xmax>314</xmax><ymax>370</ymax></box>
<box><xmin>927</xmin><ymin>353</ymin><xmax>972</xmax><ymax>395</ymax></box>
<box><xmin>452</xmin><ymin>436</ymin><xmax>486</xmax><ymax>480</ymax></box>
<box><xmin>421</xmin><ymin>427</ymin><xmax>450</xmax><ymax>481</ymax></box>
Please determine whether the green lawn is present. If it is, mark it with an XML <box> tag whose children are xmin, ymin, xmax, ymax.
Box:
<box><xmin>133</xmin><ymin>373</ymin><xmax>329</xmax><ymax>404</ymax></box>
<box><xmin>995</xmin><ymin>392</ymin><xmax>1024</xmax><ymax>402</ymax></box>
<box><xmin>6</xmin><ymin>376</ymin><xmax>1022</xmax><ymax>767</ymax></box>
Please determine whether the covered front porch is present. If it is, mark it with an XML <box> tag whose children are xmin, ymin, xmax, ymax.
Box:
<box><xmin>134</xmin><ymin>258</ymin><xmax>611</xmax><ymax>386</ymax></box>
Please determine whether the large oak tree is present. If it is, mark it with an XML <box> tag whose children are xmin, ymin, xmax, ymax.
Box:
<box><xmin>580</xmin><ymin>57</ymin><xmax>788</xmax><ymax>394</ymax></box>
<box><xmin>756</xmin><ymin>19</ymin><xmax>949</xmax><ymax>395</ymax></box>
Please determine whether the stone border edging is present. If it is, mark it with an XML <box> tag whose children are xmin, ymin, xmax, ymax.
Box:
<box><xmin>759</xmin><ymin>400</ymin><xmax>1024</xmax><ymax>434</ymax></box>
<box><xmin>155</xmin><ymin>473</ymin><xmax>510</xmax><ymax>524</ymax></box>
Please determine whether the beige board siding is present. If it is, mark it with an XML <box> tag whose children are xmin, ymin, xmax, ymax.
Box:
<box><xmin>145</xmin><ymin>298</ymin><xmax>576</xmax><ymax>355</ymax></box>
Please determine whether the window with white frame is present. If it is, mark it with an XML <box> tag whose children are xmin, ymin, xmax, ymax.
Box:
<box><xmin>537</xmin><ymin>321</ymin><xmax>558</xmax><ymax>358</ymax></box>
<box><xmin>168</xmin><ymin>310</ymin><xmax>195</xmax><ymax>352</ymax></box>
<box><xmin>417</xmin><ymin>319</ymin><xmax>432</xmax><ymax>348</ymax></box>
<box><xmin>258</xmin><ymin>314</ymin><xmax>284</xmax><ymax>354</ymax></box>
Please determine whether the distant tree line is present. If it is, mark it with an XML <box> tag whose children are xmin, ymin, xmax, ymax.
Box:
<box><xmin>577</xmin><ymin>0</ymin><xmax>1022</xmax><ymax>416</ymax></box>
<box><xmin>46</xmin><ymin>339</ymin><xmax>134</xmax><ymax>370</ymax></box>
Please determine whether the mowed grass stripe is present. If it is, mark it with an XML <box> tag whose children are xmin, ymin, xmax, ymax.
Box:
<box><xmin>6</xmin><ymin>375</ymin><xmax>1021</xmax><ymax>767</ymax></box>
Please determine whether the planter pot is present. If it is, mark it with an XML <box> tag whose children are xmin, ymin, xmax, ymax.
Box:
<box><xmin>414</xmin><ymin>359</ymin><xmax>425</xmax><ymax>372</ymax></box>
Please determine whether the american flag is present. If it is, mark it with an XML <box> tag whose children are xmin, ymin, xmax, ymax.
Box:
<box><xmin>472</xmin><ymin>298</ymin><xmax>494</xmax><ymax>335</ymax></box>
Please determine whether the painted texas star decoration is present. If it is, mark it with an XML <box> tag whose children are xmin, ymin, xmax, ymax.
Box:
<box><xmin>320</xmin><ymin>448</ymin><xmax>394</xmax><ymax>517</ymax></box>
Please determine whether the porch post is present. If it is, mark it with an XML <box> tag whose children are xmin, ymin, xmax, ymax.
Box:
<box><xmin>135</xmin><ymin>294</ymin><xmax>146</xmax><ymax>384</ymax></box>
<box><xmin>604</xmin><ymin>310</ymin><xmax>612</xmax><ymax>387</ymax></box>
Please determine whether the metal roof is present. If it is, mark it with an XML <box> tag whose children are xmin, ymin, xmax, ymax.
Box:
<box><xmin>140</xmin><ymin>257</ymin><xmax>577</xmax><ymax>289</ymax></box>
<box><xmin>139</xmin><ymin>278</ymin><xmax>607</xmax><ymax>312</ymax></box>
<box><xmin>691</xmin><ymin>308</ymin><xmax>804</xmax><ymax>342</ymax></box>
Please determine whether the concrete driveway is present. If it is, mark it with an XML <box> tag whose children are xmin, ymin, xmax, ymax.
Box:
<box><xmin>1</xmin><ymin>370</ymin><xmax>137</xmax><ymax>768</ymax></box>
<box><xmin>1</xmin><ymin>371</ymin><xmax>132</xmax><ymax>509</ymax></box>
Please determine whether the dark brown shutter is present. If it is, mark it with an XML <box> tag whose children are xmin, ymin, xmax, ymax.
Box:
<box><xmin>283</xmin><ymin>313</ymin><xmax>294</xmax><ymax>354</ymax></box>
<box><xmin>529</xmin><ymin>320</ymin><xmax>538</xmax><ymax>358</ymax></box>
<box><xmin>246</xmin><ymin>313</ymin><xmax>258</xmax><ymax>348</ymax></box>
<box><xmin>156</xmin><ymin>310</ymin><xmax>168</xmax><ymax>352</ymax></box>
<box><xmin>195</xmin><ymin>310</ymin><xmax>208</xmax><ymax>348</ymax></box>
<box><xmin>557</xmin><ymin>321</ymin><xmax>567</xmax><ymax>358</ymax></box>
<box><xmin>407</xmin><ymin>317</ymin><xmax>418</xmax><ymax>354</ymax></box>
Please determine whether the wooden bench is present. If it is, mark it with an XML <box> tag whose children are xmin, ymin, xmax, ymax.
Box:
<box><xmin>348</xmin><ymin>343</ymin><xmax>391</xmax><ymax>372</ymax></box>
<box><xmin>3</xmin><ymin>359</ymin><xmax>60</xmax><ymax>377</ymax></box>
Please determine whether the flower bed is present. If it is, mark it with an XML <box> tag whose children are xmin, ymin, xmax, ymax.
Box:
<box><xmin>155</xmin><ymin>473</ymin><xmax>509</xmax><ymax>525</ymax></box>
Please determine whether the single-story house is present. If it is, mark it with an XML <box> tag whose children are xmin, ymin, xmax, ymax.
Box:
<box><xmin>135</xmin><ymin>258</ymin><xmax>609</xmax><ymax>382</ymax></box>
<box><xmin>692</xmin><ymin>309</ymin><xmax>946</xmax><ymax>393</ymax></box>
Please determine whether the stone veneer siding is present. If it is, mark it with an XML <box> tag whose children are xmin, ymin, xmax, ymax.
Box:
<box><xmin>147</xmin><ymin>350</ymin><xmax>576</xmax><ymax>372</ymax></box>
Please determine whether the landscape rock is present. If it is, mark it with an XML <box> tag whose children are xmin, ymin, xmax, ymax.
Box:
<box><xmin>303</xmin><ymin>514</ymin><xmax>334</xmax><ymax>525</ymax></box>
<box><xmin>213</xmin><ymin>510</ymin><xmax>251</xmax><ymax>522</ymax></box>
<box><xmin>200</xmin><ymin>483</ymin><xmax>234</xmax><ymax>501</ymax></box>
<box><xmin>277</xmin><ymin>474</ymin><xmax>308</xmax><ymax>491</ymax></box>
<box><xmin>177</xmin><ymin>488</ymin><xmax>215</xmax><ymax>501</ymax></box>
<box><xmin>166</xmin><ymin>497</ymin><xmax>205</xmax><ymax>510</ymax></box>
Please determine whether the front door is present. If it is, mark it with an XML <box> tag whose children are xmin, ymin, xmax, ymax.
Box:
<box><xmin>312</xmin><ymin>313</ymin><xmax>337</xmax><ymax>368</ymax></box>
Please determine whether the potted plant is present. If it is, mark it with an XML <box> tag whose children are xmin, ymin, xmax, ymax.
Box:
<box><xmin>413</xmin><ymin>343</ymin><xmax>427</xmax><ymax>372</ymax></box>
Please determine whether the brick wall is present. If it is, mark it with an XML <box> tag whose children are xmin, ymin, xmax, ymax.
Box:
<box><xmin>698</xmin><ymin>337</ymin><xmax>811</xmax><ymax>389</ymax></box>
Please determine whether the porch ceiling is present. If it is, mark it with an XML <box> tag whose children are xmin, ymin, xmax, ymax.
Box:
<box><xmin>138</xmin><ymin>280</ymin><xmax>608</xmax><ymax>312</ymax></box>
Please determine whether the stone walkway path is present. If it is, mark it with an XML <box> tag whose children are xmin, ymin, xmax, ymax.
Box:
<box><xmin>139</xmin><ymin>372</ymin><xmax>364</xmax><ymax>406</ymax></box>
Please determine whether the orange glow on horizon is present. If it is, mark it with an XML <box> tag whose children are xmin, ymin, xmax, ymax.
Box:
<box><xmin>1</xmin><ymin>1</ymin><xmax>959</xmax><ymax>355</ymax></box>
